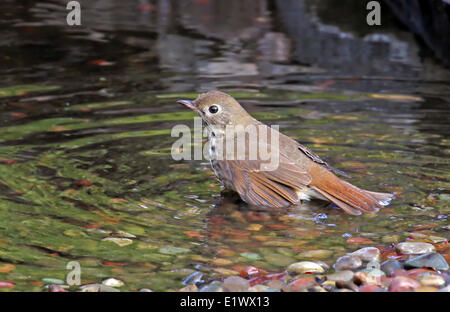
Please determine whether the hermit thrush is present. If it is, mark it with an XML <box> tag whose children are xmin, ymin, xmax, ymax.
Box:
<box><xmin>178</xmin><ymin>91</ymin><xmax>393</xmax><ymax>215</ymax></box>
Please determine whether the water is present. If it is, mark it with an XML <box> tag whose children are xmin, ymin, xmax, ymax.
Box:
<box><xmin>0</xmin><ymin>0</ymin><xmax>449</xmax><ymax>291</ymax></box>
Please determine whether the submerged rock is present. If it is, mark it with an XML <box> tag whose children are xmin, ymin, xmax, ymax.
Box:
<box><xmin>200</xmin><ymin>281</ymin><xmax>223</xmax><ymax>292</ymax></box>
<box><xmin>81</xmin><ymin>283</ymin><xmax>120</xmax><ymax>292</ymax></box>
<box><xmin>222</xmin><ymin>276</ymin><xmax>249</xmax><ymax>292</ymax></box>
<box><xmin>381</xmin><ymin>260</ymin><xmax>403</xmax><ymax>277</ymax></box>
<box><xmin>102</xmin><ymin>278</ymin><xmax>124</xmax><ymax>287</ymax></box>
<box><xmin>350</xmin><ymin>247</ymin><xmax>380</xmax><ymax>262</ymax></box>
<box><xmin>334</xmin><ymin>255</ymin><xmax>362</xmax><ymax>271</ymax></box>
<box><xmin>405</xmin><ymin>253</ymin><xmax>449</xmax><ymax>271</ymax></box>
<box><xmin>327</xmin><ymin>270</ymin><xmax>354</xmax><ymax>282</ymax></box>
<box><xmin>287</xmin><ymin>261</ymin><xmax>325</xmax><ymax>274</ymax></box>
<box><xmin>396</xmin><ymin>242</ymin><xmax>435</xmax><ymax>254</ymax></box>
<box><xmin>389</xmin><ymin>277</ymin><xmax>420</xmax><ymax>292</ymax></box>
<box><xmin>418</xmin><ymin>274</ymin><xmax>446</xmax><ymax>287</ymax></box>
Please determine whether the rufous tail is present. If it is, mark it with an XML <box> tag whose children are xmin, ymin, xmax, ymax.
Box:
<box><xmin>309</xmin><ymin>166</ymin><xmax>394</xmax><ymax>215</ymax></box>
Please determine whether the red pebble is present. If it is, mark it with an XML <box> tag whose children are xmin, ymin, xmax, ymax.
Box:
<box><xmin>239</xmin><ymin>266</ymin><xmax>265</xmax><ymax>278</ymax></box>
<box><xmin>0</xmin><ymin>281</ymin><xmax>15</xmax><ymax>288</ymax></box>
<box><xmin>389</xmin><ymin>277</ymin><xmax>420</xmax><ymax>292</ymax></box>
<box><xmin>286</xmin><ymin>278</ymin><xmax>316</xmax><ymax>292</ymax></box>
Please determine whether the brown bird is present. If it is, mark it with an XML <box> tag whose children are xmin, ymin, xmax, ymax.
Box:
<box><xmin>178</xmin><ymin>91</ymin><xmax>394</xmax><ymax>215</ymax></box>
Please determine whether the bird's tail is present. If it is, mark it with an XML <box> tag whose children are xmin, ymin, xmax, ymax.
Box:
<box><xmin>309</xmin><ymin>166</ymin><xmax>394</xmax><ymax>215</ymax></box>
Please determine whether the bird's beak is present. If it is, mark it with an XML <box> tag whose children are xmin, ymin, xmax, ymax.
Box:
<box><xmin>177</xmin><ymin>100</ymin><xmax>197</xmax><ymax>111</ymax></box>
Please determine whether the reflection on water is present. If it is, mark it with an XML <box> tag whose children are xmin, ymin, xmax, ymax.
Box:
<box><xmin>0</xmin><ymin>0</ymin><xmax>449</xmax><ymax>291</ymax></box>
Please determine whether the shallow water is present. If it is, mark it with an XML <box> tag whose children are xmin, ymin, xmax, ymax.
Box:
<box><xmin>0</xmin><ymin>0</ymin><xmax>449</xmax><ymax>291</ymax></box>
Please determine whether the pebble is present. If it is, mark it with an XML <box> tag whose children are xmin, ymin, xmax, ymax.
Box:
<box><xmin>350</xmin><ymin>247</ymin><xmax>380</xmax><ymax>262</ymax></box>
<box><xmin>200</xmin><ymin>281</ymin><xmax>223</xmax><ymax>292</ymax></box>
<box><xmin>0</xmin><ymin>281</ymin><xmax>15</xmax><ymax>288</ymax></box>
<box><xmin>287</xmin><ymin>261</ymin><xmax>325</xmax><ymax>274</ymax></box>
<box><xmin>42</xmin><ymin>278</ymin><xmax>65</xmax><ymax>285</ymax></box>
<box><xmin>283</xmin><ymin>278</ymin><xmax>316</xmax><ymax>292</ymax></box>
<box><xmin>213</xmin><ymin>268</ymin><xmax>239</xmax><ymax>276</ymax></box>
<box><xmin>158</xmin><ymin>246</ymin><xmax>190</xmax><ymax>255</ymax></box>
<box><xmin>139</xmin><ymin>288</ymin><xmax>153</xmax><ymax>292</ymax></box>
<box><xmin>336</xmin><ymin>280</ymin><xmax>359</xmax><ymax>292</ymax></box>
<box><xmin>102</xmin><ymin>237</ymin><xmax>133</xmax><ymax>247</ymax></box>
<box><xmin>81</xmin><ymin>283</ymin><xmax>120</xmax><ymax>292</ymax></box>
<box><xmin>396</xmin><ymin>242</ymin><xmax>435</xmax><ymax>254</ymax></box>
<box><xmin>297</xmin><ymin>250</ymin><xmax>333</xmax><ymax>260</ymax></box>
<box><xmin>264</xmin><ymin>253</ymin><xmax>295</xmax><ymax>267</ymax></box>
<box><xmin>102</xmin><ymin>278</ymin><xmax>124</xmax><ymax>287</ymax></box>
<box><xmin>265</xmin><ymin>279</ymin><xmax>285</xmax><ymax>290</ymax></box>
<box><xmin>360</xmin><ymin>268</ymin><xmax>385</xmax><ymax>278</ymax></box>
<box><xmin>408</xmin><ymin>232</ymin><xmax>447</xmax><ymax>243</ymax></box>
<box><xmin>381</xmin><ymin>260</ymin><xmax>403</xmax><ymax>277</ymax></box>
<box><xmin>415</xmin><ymin>286</ymin><xmax>438</xmax><ymax>292</ymax></box>
<box><xmin>404</xmin><ymin>252</ymin><xmax>449</xmax><ymax>271</ymax></box>
<box><xmin>308</xmin><ymin>285</ymin><xmax>327</xmax><ymax>292</ymax></box>
<box><xmin>389</xmin><ymin>277</ymin><xmax>420</xmax><ymax>292</ymax></box>
<box><xmin>240</xmin><ymin>252</ymin><xmax>261</xmax><ymax>261</ymax></box>
<box><xmin>353</xmin><ymin>271</ymin><xmax>379</xmax><ymax>285</ymax></box>
<box><xmin>334</xmin><ymin>255</ymin><xmax>362</xmax><ymax>271</ymax></box>
<box><xmin>222</xmin><ymin>276</ymin><xmax>249</xmax><ymax>292</ymax></box>
<box><xmin>327</xmin><ymin>270</ymin><xmax>354</xmax><ymax>282</ymax></box>
<box><xmin>418</xmin><ymin>274</ymin><xmax>446</xmax><ymax>287</ymax></box>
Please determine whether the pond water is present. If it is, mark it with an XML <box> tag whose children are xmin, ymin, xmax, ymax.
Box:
<box><xmin>0</xmin><ymin>0</ymin><xmax>449</xmax><ymax>291</ymax></box>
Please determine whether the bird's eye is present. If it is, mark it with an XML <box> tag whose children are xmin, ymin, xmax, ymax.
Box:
<box><xmin>208</xmin><ymin>105</ymin><xmax>219</xmax><ymax>114</ymax></box>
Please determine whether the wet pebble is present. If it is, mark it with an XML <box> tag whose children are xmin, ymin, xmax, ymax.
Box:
<box><xmin>389</xmin><ymin>276</ymin><xmax>420</xmax><ymax>292</ymax></box>
<box><xmin>287</xmin><ymin>261</ymin><xmax>325</xmax><ymax>274</ymax></box>
<box><xmin>283</xmin><ymin>278</ymin><xmax>316</xmax><ymax>292</ymax></box>
<box><xmin>396</xmin><ymin>242</ymin><xmax>435</xmax><ymax>255</ymax></box>
<box><xmin>264</xmin><ymin>253</ymin><xmax>295</xmax><ymax>267</ymax></box>
<box><xmin>381</xmin><ymin>260</ymin><xmax>403</xmax><ymax>277</ymax></box>
<box><xmin>404</xmin><ymin>252</ymin><xmax>449</xmax><ymax>271</ymax></box>
<box><xmin>0</xmin><ymin>281</ymin><xmax>15</xmax><ymax>288</ymax></box>
<box><xmin>200</xmin><ymin>281</ymin><xmax>223</xmax><ymax>292</ymax></box>
<box><xmin>222</xmin><ymin>276</ymin><xmax>249</xmax><ymax>292</ymax></box>
<box><xmin>360</xmin><ymin>268</ymin><xmax>385</xmax><ymax>278</ymax></box>
<box><xmin>102</xmin><ymin>237</ymin><xmax>133</xmax><ymax>247</ymax></box>
<box><xmin>418</xmin><ymin>274</ymin><xmax>446</xmax><ymax>287</ymax></box>
<box><xmin>297</xmin><ymin>250</ymin><xmax>333</xmax><ymax>260</ymax></box>
<box><xmin>158</xmin><ymin>246</ymin><xmax>190</xmax><ymax>255</ymax></box>
<box><xmin>415</xmin><ymin>286</ymin><xmax>438</xmax><ymax>292</ymax></box>
<box><xmin>334</xmin><ymin>255</ymin><xmax>362</xmax><ymax>271</ymax></box>
<box><xmin>42</xmin><ymin>278</ymin><xmax>65</xmax><ymax>285</ymax></box>
<box><xmin>350</xmin><ymin>247</ymin><xmax>380</xmax><ymax>262</ymax></box>
<box><xmin>336</xmin><ymin>280</ymin><xmax>359</xmax><ymax>292</ymax></box>
<box><xmin>102</xmin><ymin>278</ymin><xmax>124</xmax><ymax>287</ymax></box>
<box><xmin>81</xmin><ymin>283</ymin><xmax>120</xmax><ymax>292</ymax></box>
<box><xmin>353</xmin><ymin>271</ymin><xmax>379</xmax><ymax>285</ymax></box>
<box><xmin>327</xmin><ymin>270</ymin><xmax>354</xmax><ymax>282</ymax></box>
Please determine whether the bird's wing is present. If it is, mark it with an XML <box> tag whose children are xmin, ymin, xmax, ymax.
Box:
<box><xmin>297</xmin><ymin>143</ymin><xmax>351</xmax><ymax>178</ymax></box>
<box><xmin>214</xmin><ymin>150</ymin><xmax>311</xmax><ymax>208</ymax></box>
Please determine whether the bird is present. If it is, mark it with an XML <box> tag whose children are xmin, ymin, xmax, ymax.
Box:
<box><xmin>178</xmin><ymin>91</ymin><xmax>394</xmax><ymax>215</ymax></box>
